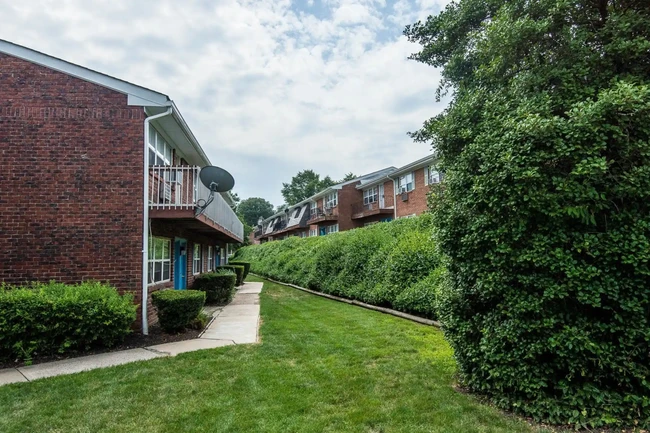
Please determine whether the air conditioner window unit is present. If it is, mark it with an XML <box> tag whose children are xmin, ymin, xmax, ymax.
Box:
<box><xmin>401</xmin><ymin>191</ymin><xmax>409</xmax><ymax>201</ymax></box>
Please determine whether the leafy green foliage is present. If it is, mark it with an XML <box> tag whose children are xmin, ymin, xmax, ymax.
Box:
<box><xmin>227</xmin><ymin>261</ymin><xmax>251</xmax><ymax>279</ymax></box>
<box><xmin>218</xmin><ymin>265</ymin><xmax>245</xmax><ymax>286</ymax></box>
<box><xmin>280</xmin><ymin>169</ymin><xmax>337</xmax><ymax>205</ymax></box>
<box><xmin>236</xmin><ymin>197</ymin><xmax>275</xmax><ymax>227</ymax></box>
<box><xmin>192</xmin><ymin>271</ymin><xmax>237</xmax><ymax>304</ymax></box>
<box><xmin>234</xmin><ymin>215</ymin><xmax>443</xmax><ymax>318</ymax></box>
<box><xmin>151</xmin><ymin>290</ymin><xmax>206</xmax><ymax>332</ymax></box>
<box><xmin>0</xmin><ymin>281</ymin><xmax>136</xmax><ymax>361</ymax></box>
<box><xmin>406</xmin><ymin>0</ymin><xmax>650</xmax><ymax>428</ymax></box>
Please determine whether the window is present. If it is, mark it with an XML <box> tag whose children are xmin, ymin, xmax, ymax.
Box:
<box><xmin>207</xmin><ymin>246</ymin><xmax>213</xmax><ymax>272</ymax></box>
<box><xmin>300</xmin><ymin>231</ymin><xmax>307</xmax><ymax>238</ymax></box>
<box><xmin>148</xmin><ymin>237</ymin><xmax>171</xmax><ymax>285</ymax></box>
<box><xmin>326</xmin><ymin>224</ymin><xmax>339</xmax><ymax>234</ymax></box>
<box><xmin>425</xmin><ymin>166</ymin><xmax>441</xmax><ymax>185</ymax></box>
<box><xmin>325</xmin><ymin>192</ymin><xmax>338</xmax><ymax>208</ymax></box>
<box><xmin>310</xmin><ymin>201</ymin><xmax>317</xmax><ymax>215</ymax></box>
<box><xmin>397</xmin><ymin>172</ymin><xmax>414</xmax><ymax>193</ymax></box>
<box><xmin>363</xmin><ymin>187</ymin><xmax>378</xmax><ymax>205</ymax></box>
<box><xmin>148</xmin><ymin>125</ymin><xmax>172</xmax><ymax>166</ymax></box>
<box><xmin>193</xmin><ymin>244</ymin><xmax>202</xmax><ymax>275</ymax></box>
<box><xmin>309</xmin><ymin>229</ymin><xmax>317</xmax><ymax>237</ymax></box>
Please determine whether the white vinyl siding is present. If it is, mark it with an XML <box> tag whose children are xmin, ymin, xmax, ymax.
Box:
<box><xmin>148</xmin><ymin>237</ymin><xmax>171</xmax><ymax>285</ymax></box>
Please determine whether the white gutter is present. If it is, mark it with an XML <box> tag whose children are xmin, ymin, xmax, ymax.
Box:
<box><xmin>142</xmin><ymin>106</ymin><xmax>173</xmax><ymax>335</ymax></box>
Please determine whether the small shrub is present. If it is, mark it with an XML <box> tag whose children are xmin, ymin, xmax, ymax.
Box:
<box><xmin>151</xmin><ymin>290</ymin><xmax>205</xmax><ymax>332</ymax></box>
<box><xmin>193</xmin><ymin>270</ymin><xmax>237</xmax><ymax>304</ymax></box>
<box><xmin>0</xmin><ymin>281</ymin><xmax>136</xmax><ymax>361</ymax></box>
<box><xmin>219</xmin><ymin>265</ymin><xmax>245</xmax><ymax>286</ymax></box>
<box><xmin>227</xmin><ymin>261</ymin><xmax>251</xmax><ymax>279</ymax></box>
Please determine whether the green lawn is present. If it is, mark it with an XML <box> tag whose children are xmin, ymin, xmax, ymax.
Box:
<box><xmin>0</xmin><ymin>277</ymin><xmax>547</xmax><ymax>433</ymax></box>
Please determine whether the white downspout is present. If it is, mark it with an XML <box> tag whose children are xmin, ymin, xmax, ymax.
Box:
<box><xmin>142</xmin><ymin>106</ymin><xmax>173</xmax><ymax>335</ymax></box>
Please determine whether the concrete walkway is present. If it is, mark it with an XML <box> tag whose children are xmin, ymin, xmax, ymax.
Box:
<box><xmin>0</xmin><ymin>282</ymin><xmax>263</xmax><ymax>387</ymax></box>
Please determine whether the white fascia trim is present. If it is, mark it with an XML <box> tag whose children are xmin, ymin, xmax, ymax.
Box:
<box><xmin>170</xmin><ymin>102</ymin><xmax>212</xmax><ymax>167</ymax></box>
<box><xmin>388</xmin><ymin>155</ymin><xmax>436</xmax><ymax>178</ymax></box>
<box><xmin>0</xmin><ymin>39</ymin><xmax>169</xmax><ymax>107</ymax></box>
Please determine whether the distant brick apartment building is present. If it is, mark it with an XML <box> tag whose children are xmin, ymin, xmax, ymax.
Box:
<box><xmin>254</xmin><ymin>155</ymin><xmax>440</xmax><ymax>242</ymax></box>
<box><xmin>0</xmin><ymin>40</ymin><xmax>243</xmax><ymax>333</ymax></box>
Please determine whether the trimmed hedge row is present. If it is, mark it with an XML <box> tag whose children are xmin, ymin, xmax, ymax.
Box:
<box><xmin>193</xmin><ymin>270</ymin><xmax>237</xmax><ymax>304</ymax></box>
<box><xmin>218</xmin><ymin>265</ymin><xmax>245</xmax><ymax>286</ymax></box>
<box><xmin>227</xmin><ymin>261</ymin><xmax>250</xmax><ymax>279</ymax></box>
<box><xmin>151</xmin><ymin>289</ymin><xmax>205</xmax><ymax>332</ymax></box>
<box><xmin>234</xmin><ymin>214</ymin><xmax>442</xmax><ymax>318</ymax></box>
<box><xmin>0</xmin><ymin>281</ymin><xmax>137</xmax><ymax>361</ymax></box>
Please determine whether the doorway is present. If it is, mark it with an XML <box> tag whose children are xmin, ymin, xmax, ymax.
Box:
<box><xmin>174</xmin><ymin>238</ymin><xmax>187</xmax><ymax>290</ymax></box>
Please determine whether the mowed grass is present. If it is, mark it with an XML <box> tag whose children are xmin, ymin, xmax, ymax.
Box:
<box><xmin>0</xmin><ymin>277</ymin><xmax>545</xmax><ymax>433</ymax></box>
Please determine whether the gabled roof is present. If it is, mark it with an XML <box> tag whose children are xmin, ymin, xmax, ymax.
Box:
<box><xmin>358</xmin><ymin>154</ymin><xmax>436</xmax><ymax>189</ymax></box>
<box><xmin>0</xmin><ymin>39</ymin><xmax>170</xmax><ymax>107</ymax></box>
<box><xmin>259</xmin><ymin>167</ymin><xmax>397</xmax><ymax>224</ymax></box>
<box><xmin>0</xmin><ymin>39</ymin><xmax>215</xmax><ymax>168</ymax></box>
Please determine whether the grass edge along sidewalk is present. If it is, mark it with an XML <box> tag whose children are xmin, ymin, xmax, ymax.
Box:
<box><xmin>254</xmin><ymin>273</ymin><xmax>441</xmax><ymax>328</ymax></box>
<box><xmin>0</xmin><ymin>277</ymin><xmax>550</xmax><ymax>433</ymax></box>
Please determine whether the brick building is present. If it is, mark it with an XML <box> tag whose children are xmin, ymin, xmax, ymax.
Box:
<box><xmin>0</xmin><ymin>40</ymin><xmax>243</xmax><ymax>333</ymax></box>
<box><xmin>254</xmin><ymin>155</ymin><xmax>441</xmax><ymax>242</ymax></box>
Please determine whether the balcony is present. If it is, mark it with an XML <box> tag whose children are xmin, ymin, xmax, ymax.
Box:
<box><xmin>148</xmin><ymin>165</ymin><xmax>244</xmax><ymax>242</ymax></box>
<box><xmin>307</xmin><ymin>206</ymin><xmax>338</xmax><ymax>224</ymax></box>
<box><xmin>351</xmin><ymin>202</ymin><xmax>393</xmax><ymax>220</ymax></box>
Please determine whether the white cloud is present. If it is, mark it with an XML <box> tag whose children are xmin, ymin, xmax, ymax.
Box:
<box><xmin>0</xmin><ymin>0</ymin><xmax>449</xmax><ymax>205</ymax></box>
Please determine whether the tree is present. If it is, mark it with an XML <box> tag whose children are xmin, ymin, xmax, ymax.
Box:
<box><xmin>236</xmin><ymin>197</ymin><xmax>274</xmax><ymax>227</ymax></box>
<box><xmin>274</xmin><ymin>204</ymin><xmax>288</xmax><ymax>214</ymax></box>
<box><xmin>406</xmin><ymin>0</ymin><xmax>650</xmax><ymax>428</ymax></box>
<box><xmin>280</xmin><ymin>170</ymin><xmax>337</xmax><ymax>205</ymax></box>
<box><xmin>339</xmin><ymin>172</ymin><xmax>356</xmax><ymax>182</ymax></box>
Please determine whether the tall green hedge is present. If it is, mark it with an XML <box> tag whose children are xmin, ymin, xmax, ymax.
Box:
<box><xmin>0</xmin><ymin>281</ymin><xmax>136</xmax><ymax>361</ymax></box>
<box><xmin>404</xmin><ymin>0</ymin><xmax>650</xmax><ymax>428</ymax></box>
<box><xmin>234</xmin><ymin>214</ymin><xmax>442</xmax><ymax>319</ymax></box>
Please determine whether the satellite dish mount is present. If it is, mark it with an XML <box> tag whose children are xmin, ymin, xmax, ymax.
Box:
<box><xmin>195</xmin><ymin>166</ymin><xmax>235</xmax><ymax>218</ymax></box>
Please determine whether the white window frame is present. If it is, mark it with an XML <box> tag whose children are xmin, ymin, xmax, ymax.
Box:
<box><xmin>310</xmin><ymin>201</ymin><xmax>317</xmax><ymax>215</ymax></box>
<box><xmin>363</xmin><ymin>187</ymin><xmax>378</xmax><ymax>205</ymax></box>
<box><xmin>397</xmin><ymin>172</ymin><xmax>415</xmax><ymax>193</ymax></box>
<box><xmin>325</xmin><ymin>192</ymin><xmax>338</xmax><ymax>208</ymax></box>
<box><xmin>326</xmin><ymin>224</ymin><xmax>339</xmax><ymax>234</ymax></box>
<box><xmin>207</xmin><ymin>246</ymin><xmax>213</xmax><ymax>272</ymax></box>
<box><xmin>148</xmin><ymin>125</ymin><xmax>172</xmax><ymax>167</ymax></box>
<box><xmin>309</xmin><ymin>228</ymin><xmax>317</xmax><ymax>237</ymax></box>
<box><xmin>193</xmin><ymin>244</ymin><xmax>202</xmax><ymax>275</ymax></box>
<box><xmin>425</xmin><ymin>166</ymin><xmax>441</xmax><ymax>185</ymax></box>
<box><xmin>148</xmin><ymin>237</ymin><xmax>171</xmax><ymax>285</ymax></box>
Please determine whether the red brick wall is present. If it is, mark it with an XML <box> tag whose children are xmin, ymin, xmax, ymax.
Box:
<box><xmin>395</xmin><ymin>167</ymin><xmax>430</xmax><ymax>218</ymax></box>
<box><xmin>337</xmin><ymin>183</ymin><xmax>360</xmax><ymax>231</ymax></box>
<box><xmin>0</xmin><ymin>54</ymin><xmax>145</xmax><ymax>305</ymax></box>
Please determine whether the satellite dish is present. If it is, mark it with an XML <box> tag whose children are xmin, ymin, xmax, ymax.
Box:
<box><xmin>199</xmin><ymin>166</ymin><xmax>235</xmax><ymax>193</ymax></box>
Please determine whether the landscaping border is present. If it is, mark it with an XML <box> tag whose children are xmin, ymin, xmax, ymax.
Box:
<box><xmin>253</xmin><ymin>274</ymin><xmax>441</xmax><ymax>328</ymax></box>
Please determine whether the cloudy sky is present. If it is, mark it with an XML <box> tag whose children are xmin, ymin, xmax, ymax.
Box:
<box><xmin>1</xmin><ymin>0</ymin><xmax>449</xmax><ymax>206</ymax></box>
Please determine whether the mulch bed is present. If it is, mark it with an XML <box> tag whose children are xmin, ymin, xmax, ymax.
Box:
<box><xmin>0</xmin><ymin>325</ymin><xmax>202</xmax><ymax>370</ymax></box>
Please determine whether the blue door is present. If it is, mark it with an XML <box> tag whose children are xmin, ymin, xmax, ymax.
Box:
<box><xmin>319</xmin><ymin>226</ymin><xmax>326</xmax><ymax>236</ymax></box>
<box><xmin>174</xmin><ymin>238</ymin><xmax>187</xmax><ymax>290</ymax></box>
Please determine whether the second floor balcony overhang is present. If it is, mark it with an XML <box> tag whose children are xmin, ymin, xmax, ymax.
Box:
<box><xmin>148</xmin><ymin>165</ymin><xmax>244</xmax><ymax>243</ymax></box>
